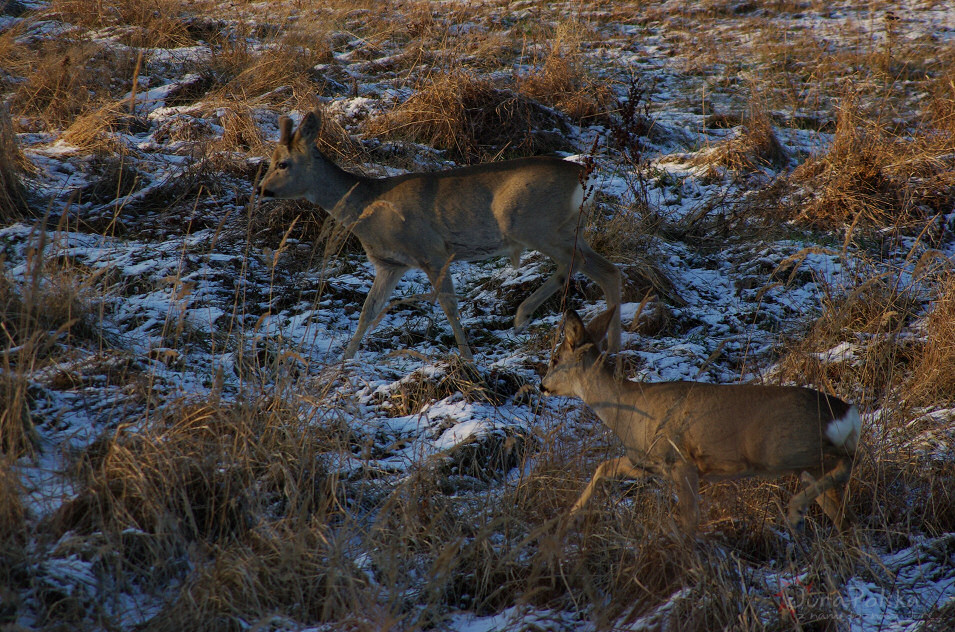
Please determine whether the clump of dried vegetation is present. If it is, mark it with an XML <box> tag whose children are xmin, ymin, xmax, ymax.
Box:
<box><xmin>515</xmin><ymin>22</ymin><xmax>615</xmax><ymax>124</ymax></box>
<box><xmin>0</xmin><ymin>104</ymin><xmax>29</xmax><ymax>223</ymax></box>
<box><xmin>364</xmin><ymin>71</ymin><xmax>574</xmax><ymax>163</ymax></box>
<box><xmin>777</xmin><ymin>96</ymin><xmax>955</xmax><ymax>231</ymax></box>
<box><xmin>692</xmin><ymin>101</ymin><xmax>789</xmax><ymax>174</ymax></box>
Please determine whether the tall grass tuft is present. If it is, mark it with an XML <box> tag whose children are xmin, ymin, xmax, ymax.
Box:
<box><xmin>0</xmin><ymin>104</ymin><xmax>29</xmax><ymax>223</ymax></box>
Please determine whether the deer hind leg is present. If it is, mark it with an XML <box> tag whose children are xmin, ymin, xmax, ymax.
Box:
<box><xmin>423</xmin><ymin>263</ymin><xmax>473</xmax><ymax>361</ymax></box>
<box><xmin>573</xmin><ymin>241</ymin><xmax>622</xmax><ymax>354</ymax></box>
<box><xmin>787</xmin><ymin>459</ymin><xmax>852</xmax><ymax>531</ymax></box>
<box><xmin>344</xmin><ymin>263</ymin><xmax>408</xmax><ymax>359</ymax></box>
<box><xmin>816</xmin><ymin>486</ymin><xmax>857</xmax><ymax>531</ymax></box>
<box><xmin>669</xmin><ymin>462</ymin><xmax>701</xmax><ymax>535</ymax></box>
<box><xmin>570</xmin><ymin>456</ymin><xmax>651</xmax><ymax>515</ymax></box>
<box><xmin>514</xmin><ymin>262</ymin><xmax>568</xmax><ymax>331</ymax></box>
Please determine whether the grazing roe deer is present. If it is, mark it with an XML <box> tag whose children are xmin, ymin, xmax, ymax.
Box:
<box><xmin>257</xmin><ymin>110</ymin><xmax>621</xmax><ymax>361</ymax></box>
<box><xmin>541</xmin><ymin>308</ymin><xmax>860</xmax><ymax>535</ymax></box>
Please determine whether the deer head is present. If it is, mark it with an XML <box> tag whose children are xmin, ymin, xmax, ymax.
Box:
<box><xmin>541</xmin><ymin>307</ymin><xmax>617</xmax><ymax>397</ymax></box>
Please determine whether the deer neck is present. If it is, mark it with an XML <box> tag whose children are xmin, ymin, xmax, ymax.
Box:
<box><xmin>306</xmin><ymin>148</ymin><xmax>369</xmax><ymax>225</ymax></box>
<box><xmin>576</xmin><ymin>358</ymin><xmax>663</xmax><ymax>450</ymax></box>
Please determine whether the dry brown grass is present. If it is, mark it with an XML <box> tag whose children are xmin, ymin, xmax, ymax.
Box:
<box><xmin>584</xmin><ymin>203</ymin><xmax>681</xmax><ymax>305</ymax></box>
<box><xmin>52</xmin><ymin>398</ymin><xmax>337</xmax><ymax>552</ymax></box>
<box><xmin>363</xmin><ymin>71</ymin><xmax>573</xmax><ymax>163</ymax></box>
<box><xmin>0</xmin><ymin>456</ymin><xmax>27</xmax><ymax>621</ymax></box>
<box><xmin>205</xmin><ymin>37</ymin><xmax>332</xmax><ymax>109</ymax></box>
<box><xmin>0</xmin><ymin>455</ymin><xmax>26</xmax><ymax>537</ymax></box>
<box><xmin>0</xmin><ymin>103</ymin><xmax>29</xmax><ymax>223</ymax></box>
<box><xmin>1</xmin><ymin>233</ymin><xmax>110</xmax><ymax>456</ymax></box>
<box><xmin>773</xmin><ymin>262</ymin><xmax>918</xmax><ymax>408</ymax></box>
<box><xmin>60</xmin><ymin>101</ymin><xmax>149</xmax><ymax>155</ymax></box>
<box><xmin>516</xmin><ymin>23</ymin><xmax>614</xmax><ymax>123</ymax></box>
<box><xmin>149</xmin><ymin>522</ymin><xmax>376</xmax><ymax>631</ymax></box>
<box><xmin>692</xmin><ymin>102</ymin><xmax>789</xmax><ymax>173</ymax></box>
<box><xmin>785</xmin><ymin>97</ymin><xmax>955</xmax><ymax>231</ymax></box>
<box><xmin>906</xmin><ymin>274</ymin><xmax>955</xmax><ymax>407</ymax></box>
<box><xmin>3</xmin><ymin>2</ymin><xmax>954</xmax><ymax>629</ymax></box>
<box><xmin>770</xmin><ymin>252</ymin><xmax>955</xmax><ymax>536</ymax></box>
<box><xmin>359</xmin><ymin>419</ymin><xmax>706</xmax><ymax>626</ymax></box>
<box><xmin>9</xmin><ymin>40</ymin><xmax>138</xmax><ymax>129</ymax></box>
<box><xmin>50</xmin><ymin>0</ymin><xmax>198</xmax><ymax>49</ymax></box>
<box><xmin>372</xmin><ymin>356</ymin><xmax>528</xmax><ymax>417</ymax></box>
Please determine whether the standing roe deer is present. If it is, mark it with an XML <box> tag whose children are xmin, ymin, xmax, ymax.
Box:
<box><xmin>541</xmin><ymin>308</ymin><xmax>859</xmax><ymax>535</ymax></box>
<box><xmin>257</xmin><ymin>110</ymin><xmax>621</xmax><ymax>361</ymax></box>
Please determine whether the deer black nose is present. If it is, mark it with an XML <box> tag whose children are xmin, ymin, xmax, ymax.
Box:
<box><xmin>258</xmin><ymin>185</ymin><xmax>274</xmax><ymax>197</ymax></box>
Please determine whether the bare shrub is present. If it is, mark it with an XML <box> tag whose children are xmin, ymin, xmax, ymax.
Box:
<box><xmin>363</xmin><ymin>71</ymin><xmax>573</xmax><ymax>163</ymax></box>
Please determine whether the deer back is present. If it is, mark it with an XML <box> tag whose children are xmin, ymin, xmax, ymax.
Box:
<box><xmin>614</xmin><ymin>381</ymin><xmax>858</xmax><ymax>480</ymax></box>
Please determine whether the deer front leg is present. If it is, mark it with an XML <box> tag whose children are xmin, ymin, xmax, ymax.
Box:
<box><xmin>569</xmin><ymin>456</ymin><xmax>653</xmax><ymax>515</ymax></box>
<box><xmin>343</xmin><ymin>263</ymin><xmax>408</xmax><ymax>360</ymax></box>
<box><xmin>787</xmin><ymin>459</ymin><xmax>852</xmax><ymax>532</ymax></box>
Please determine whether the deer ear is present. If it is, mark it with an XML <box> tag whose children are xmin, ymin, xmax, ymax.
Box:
<box><xmin>278</xmin><ymin>116</ymin><xmax>294</xmax><ymax>146</ymax></box>
<box><xmin>585</xmin><ymin>305</ymin><xmax>617</xmax><ymax>348</ymax></box>
<box><xmin>563</xmin><ymin>310</ymin><xmax>589</xmax><ymax>348</ymax></box>
<box><xmin>293</xmin><ymin>111</ymin><xmax>321</xmax><ymax>146</ymax></box>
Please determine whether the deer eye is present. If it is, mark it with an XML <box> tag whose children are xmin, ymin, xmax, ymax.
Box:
<box><xmin>277</xmin><ymin>161</ymin><xmax>289</xmax><ymax>170</ymax></box>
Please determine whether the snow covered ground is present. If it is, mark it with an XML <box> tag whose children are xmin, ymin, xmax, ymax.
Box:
<box><xmin>2</xmin><ymin>1</ymin><xmax>954</xmax><ymax>630</ymax></box>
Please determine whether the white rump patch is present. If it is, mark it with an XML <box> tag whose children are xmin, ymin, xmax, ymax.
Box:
<box><xmin>826</xmin><ymin>405</ymin><xmax>861</xmax><ymax>451</ymax></box>
<box><xmin>570</xmin><ymin>185</ymin><xmax>584</xmax><ymax>212</ymax></box>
